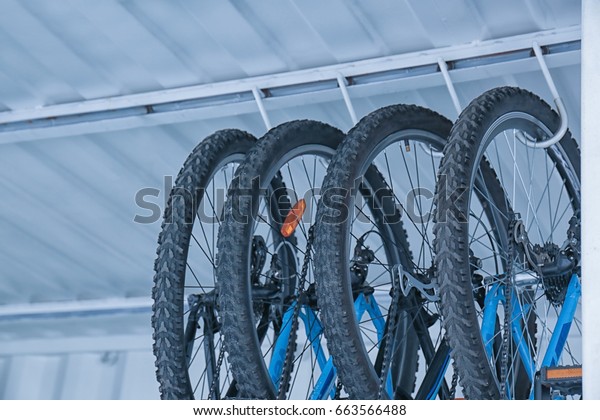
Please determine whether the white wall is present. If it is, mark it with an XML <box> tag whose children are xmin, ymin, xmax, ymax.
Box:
<box><xmin>581</xmin><ymin>0</ymin><xmax>600</xmax><ymax>400</ymax></box>
<box><xmin>0</xmin><ymin>347</ymin><xmax>158</xmax><ymax>400</ymax></box>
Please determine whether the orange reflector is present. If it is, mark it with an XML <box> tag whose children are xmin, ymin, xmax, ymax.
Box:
<box><xmin>281</xmin><ymin>199</ymin><xmax>306</xmax><ymax>238</ymax></box>
<box><xmin>545</xmin><ymin>366</ymin><xmax>582</xmax><ymax>380</ymax></box>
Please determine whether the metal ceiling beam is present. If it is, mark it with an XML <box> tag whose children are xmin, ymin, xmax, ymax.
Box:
<box><xmin>0</xmin><ymin>297</ymin><xmax>154</xmax><ymax>355</ymax></box>
<box><xmin>0</xmin><ymin>334</ymin><xmax>152</xmax><ymax>356</ymax></box>
<box><xmin>0</xmin><ymin>26</ymin><xmax>581</xmax><ymax>143</ymax></box>
<box><xmin>0</xmin><ymin>297</ymin><xmax>151</xmax><ymax>321</ymax></box>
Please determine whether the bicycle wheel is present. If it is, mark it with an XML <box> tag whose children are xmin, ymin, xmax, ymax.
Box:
<box><xmin>217</xmin><ymin>120</ymin><xmax>345</xmax><ymax>399</ymax></box>
<box><xmin>152</xmin><ymin>129</ymin><xmax>283</xmax><ymax>399</ymax></box>
<box><xmin>314</xmin><ymin>105</ymin><xmax>455</xmax><ymax>399</ymax></box>
<box><xmin>434</xmin><ymin>87</ymin><xmax>581</xmax><ymax>399</ymax></box>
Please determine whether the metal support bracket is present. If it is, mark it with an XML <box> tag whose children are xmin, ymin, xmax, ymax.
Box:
<box><xmin>437</xmin><ymin>58</ymin><xmax>462</xmax><ymax>116</ymax></box>
<box><xmin>252</xmin><ymin>86</ymin><xmax>272</xmax><ymax>130</ymax></box>
<box><xmin>336</xmin><ymin>73</ymin><xmax>358</xmax><ymax>125</ymax></box>
<box><xmin>414</xmin><ymin>58</ymin><xmax>459</xmax><ymax>159</ymax></box>
<box><xmin>517</xmin><ymin>42</ymin><xmax>569</xmax><ymax>148</ymax></box>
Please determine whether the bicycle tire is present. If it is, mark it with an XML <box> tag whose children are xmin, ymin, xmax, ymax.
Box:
<box><xmin>217</xmin><ymin>120</ymin><xmax>345</xmax><ymax>399</ymax></box>
<box><xmin>434</xmin><ymin>87</ymin><xmax>581</xmax><ymax>399</ymax></box>
<box><xmin>152</xmin><ymin>129</ymin><xmax>260</xmax><ymax>399</ymax></box>
<box><xmin>314</xmin><ymin>105</ymin><xmax>453</xmax><ymax>399</ymax></box>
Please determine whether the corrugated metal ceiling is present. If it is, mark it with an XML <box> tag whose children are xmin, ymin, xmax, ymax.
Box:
<box><xmin>0</xmin><ymin>0</ymin><xmax>581</xmax><ymax>110</ymax></box>
<box><xmin>0</xmin><ymin>0</ymin><xmax>581</xmax><ymax>319</ymax></box>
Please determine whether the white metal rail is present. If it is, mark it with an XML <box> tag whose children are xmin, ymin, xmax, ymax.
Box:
<box><xmin>0</xmin><ymin>26</ymin><xmax>581</xmax><ymax>143</ymax></box>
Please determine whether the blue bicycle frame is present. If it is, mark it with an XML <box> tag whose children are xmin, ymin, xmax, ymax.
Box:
<box><xmin>268</xmin><ymin>288</ymin><xmax>460</xmax><ymax>399</ymax></box>
<box><xmin>480</xmin><ymin>273</ymin><xmax>581</xmax><ymax>399</ymax></box>
<box><xmin>268</xmin><ymin>293</ymin><xmax>387</xmax><ymax>399</ymax></box>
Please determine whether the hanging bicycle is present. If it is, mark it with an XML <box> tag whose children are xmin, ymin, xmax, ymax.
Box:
<box><xmin>313</xmin><ymin>104</ymin><xmax>462</xmax><ymax>399</ymax></box>
<box><xmin>217</xmin><ymin>120</ymin><xmax>349</xmax><ymax>399</ymax></box>
<box><xmin>152</xmin><ymin>129</ymin><xmax>281</xmax><ymax>399</ymax></box>
<box><xmin>434</xmin><ymin>87</ymin><xmax>581</xmax><ymax>399</ymax></box>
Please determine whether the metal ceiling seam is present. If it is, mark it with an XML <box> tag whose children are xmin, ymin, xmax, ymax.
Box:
<box><xmin>117</xmin><ymin>0</ymin><xmax>210</xmax><ymax>86</ymax></box>
<box><xmin>13</xmin><ymin>0</ymin><xmax>119</xmax><ymax>101</ymax></box>
<box><xmin>67</xmin><ymin>0</ymin><xmax>199</xmax><ymax>89</ymax></box>
<box><xmin>340</xmin><ymin>0</ymin><xmax>392</xmax><ymax>57</ymax></box>
<box><xmin>0</xmin><ymin>177</ymin><xmax>136</xmax><ymax>290</ymax></box>
<box><xmin>0</xmin><ymin>26</ymin><xmax>580</xmax><ymax>127</ymax></box>
<box><xmin>228</xmin><ymin>0</ymin><xmax>300</xmax><ymax>71</ymax></box>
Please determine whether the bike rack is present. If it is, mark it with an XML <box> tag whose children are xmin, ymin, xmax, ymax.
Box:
<box><xmin>253</xmin><ymin>73</ymin><xmax>360</xmax><ymax>131</ymax></box>
<box><xmin>516</xmin><ymin>42</ymin><xmax>569</xmax><ymax>148</ymax></box>
<box><xmin>252</xmin><ymin>86</ymin><xmax>272</xmax><ymax>130</ymax></box>
<box><xmin>438</xmin><ymin>44</ymin><xmax>569</xmax><ymax>150</ymax></box>
<box><xmin>251</xmin><ymin>44</ymin><xmax>567</xmax><ymax>150</ymax></box>
<box><xmin>340</xmin><ymin>70</ymin><xmax>449</xmax><ymax>158</ymax></box>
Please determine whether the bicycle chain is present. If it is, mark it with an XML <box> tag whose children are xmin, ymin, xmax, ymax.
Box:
<box><xmin>500</xmin><ymin>216</ymin><xmax>516</xmax><ymax>399</ymax></box>
<box><xmin>373</xmin><ymin>169</ymin><xmax>447</xmax><ymax>399</ymax></box>
<box><xmin>276</xmin><ymin>225</ymin><xmax>315</xmax><ymax>399</ymax></box>
<box><xmin>372</xmin><ymin>173</ymin><xmax>405</xmax><ymax>399</ymax></box>
<box><xmin>377</xmin><ymin>268</ymin><xmax>402</xmax><ymax>399</ymax></box>
<box><xmin>334</xmin><ymin>379</ymin><xmax>344</xmax><ymax>399</ymax></box>
<box><xmin>208</xmin><ymin>344</ymin><xmax>226</xmax><ymax>399</ymax></box>
<box><xmin>449</xmin><ymin>358</ymin><xmax>459</xmax><ymax>399</ymax></box>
